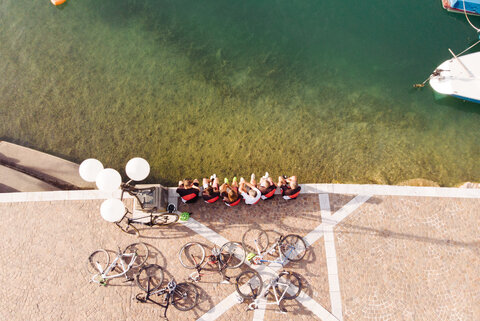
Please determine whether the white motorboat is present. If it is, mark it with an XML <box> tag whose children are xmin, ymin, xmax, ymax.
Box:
<box><xmin>429</xmin><ymin>51</ymin><xmax>480</xmax><ymax>103</ymax></box>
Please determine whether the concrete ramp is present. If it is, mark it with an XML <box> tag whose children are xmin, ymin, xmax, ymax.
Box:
<box><xmin>0</xmin><ymin>165</ymin><xmax>60</xmax><ymax>192</ymax></box>
<box><xmin>0</xmin><ymin>141</ymin><xmax>96</xmax><ymax>191</ymax></box>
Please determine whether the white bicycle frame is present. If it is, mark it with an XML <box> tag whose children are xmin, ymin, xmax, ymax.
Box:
<box><xmin>91</xmin><ymin>249</ymin><xmax>137</xmax><ymax>284</ymax></box>
<box><xmin>248</xmin><ymin>276</ymin><xmax>290</xmax><ymax>310</ymax></box>
<box><xmin>252</xmin><ymin>238</ymin><xmax>291</xmax><ymax>266</ymax></box>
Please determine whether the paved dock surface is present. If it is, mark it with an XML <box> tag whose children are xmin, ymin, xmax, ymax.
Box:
<box><xmin>0</xmin><ymin>188</ymin><xmax>479</xmax><ymax>320</ymax></box>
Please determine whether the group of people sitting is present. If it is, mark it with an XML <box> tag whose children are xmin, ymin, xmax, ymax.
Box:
<box><xmin>176</xmin><ymin>173</ymin><xmax>301</xmax><ymax>206</ymax></box>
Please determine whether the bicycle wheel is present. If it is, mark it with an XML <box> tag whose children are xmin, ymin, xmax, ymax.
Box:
<box><xmin>87</xmin><ymin>249</ymin><xmax>109</xmax><ymax>275</ymax></box>
<box><xmin>276</xmin><ymin>271</ymin><xmax>302</xmax><ymax>300</ymax></box>
<box><xmin>115</xmin><ymin>221</ymin><xmax>140</xmax><ymax>237</ymax></box>
<box><xmin>178</xmin><ymin>242</ymin><xmax>205</xmax><ymax>269</ymax></box>
<box><xmin>154</xmin><ymin>213</ymin><xmax>179</xmax><ymax>225</ymax></box>
<box><xmin>220</xmin><ymin>242</ymin><xmax>246</xmax><ymax>269</ymax></box>
<box><xmin>280</xmin><ymin>234</ymin><xmax>307</xmax><ymax>262</ymax></box>
<box><xmin>136</xmin><ymin>264</ymin><xmax>164</xmax><ymax>292</ymax></box>
<box><xmin>242</xmin><ymin>228</ymin><xmax>269</xmax><ymax>254</ymax></box>
<box><xmin>172</xmin><ymin>282</ymin><xmax>199</xmax><ymax>311</ymax></box>
<box><xmin>124</xmin><ymin>242</ymin><xmax>149</xmax><ymax>268</ymax></box>
<box><xmin>235</xmin><ymin>270</ymin><xmax>263</xmax><ymax>299</ymax></box>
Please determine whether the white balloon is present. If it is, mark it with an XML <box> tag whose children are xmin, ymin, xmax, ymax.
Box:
<box><xmin>100</xmin><ymin>198</ymin><xmax>125</xmax><ymax>222</ymax></box>
<box><xmin>79</xmin><ymin>158</ymin><xmax>104</xmax><ymax>182</ymax></box>
<box><xmin>125</xmin><ymin>157</ymin><xmax>150</xmax><ymax>181</ymax></box>
<box><xmin>96</xmin><ymin>168</ymin><xmax>122</xmax><ymax>192</ymax></box>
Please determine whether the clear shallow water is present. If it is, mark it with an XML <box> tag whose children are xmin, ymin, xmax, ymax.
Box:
<box><xmin>1</xmin><ymin>0</ymin><xmax>479</xmax><ymax>186</ymax></box>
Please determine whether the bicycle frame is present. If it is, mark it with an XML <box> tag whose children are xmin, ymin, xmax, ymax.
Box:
<box><xmin>92</xmin><ymin>250</ymin><xmax>137</xmax><ymax>284</ymax></box>
<box><xmin>248</xmin><ymin>277</ymin><xmax>290</xmax><ymax>311</ymax></box>
<box><xmin>189</xmin><ymin>247</ymin><xmax>230</xmax><ymax>283</ymax></box>
<box><xmin>137</xmin><ymin>279</ymin><xmax>179</xmax><ymax>318</ymax></box>
<box><xmin>251</xmin><ymin>238</ymin><xmax>295</xmax><ymax>266</ymax></box>
<box><xmin>120</xmin><ymin>182</ymin><xmax>156</xmax><ymax>211</ymax></box>
<box><xmin>115</xmin><ymin>204</ymin><xmax>177</xmax><ymax>233</ymax></box>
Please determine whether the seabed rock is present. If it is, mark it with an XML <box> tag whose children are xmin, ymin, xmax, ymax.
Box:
<box><xmin>456</xmin><ymin>182</ymin><xmax>480</xmax><ymax>189</ymax></box>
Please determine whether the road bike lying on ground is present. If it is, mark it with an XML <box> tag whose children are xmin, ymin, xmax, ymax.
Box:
<box><xmin>87</xmin><ymin>242</ymin><xmax>149</xmax><ymax>285</ymax></box>
<box><xmin>135</xmin><ymin>264</ymin><xmax>199</xmax><ymax>320</ymax></box>
<box><xmin>178</xmin><ymin>241</ymin><xmax>246</xmax><ymax>283</ymax></box>
<box><xmin>242</xmin><ymin>228</ymin><xmax>307</xmax><ymax>266</ymax></box>
<box><xmin>114</xmin><ymin>203</ymin><xmax>179</xmax><ymax>237</ymax></box>
<box><xmin>235</xmin><ymin>269</ymin><xmax>302</xmax><ymax>313</ymax></box>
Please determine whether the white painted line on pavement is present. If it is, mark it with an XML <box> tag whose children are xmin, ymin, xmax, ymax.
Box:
<box><xmin>180</xmin><ymin>217</ymin><xmax>230</xmax><ymax>247</ymax></box>
<box><xmin>326</xmin><ymin>194</ymin><xmax>372</xmax><ymax>226</ymax></box>
<box><xmin>252</xmin><ymin>298</ymin><xmax>267</xmax><ymax>321</ymax></box>
<box><xmin>303</xmin><ymin>223</ymin><xmax>326</xmax><ymax>247</ymax></box>
<box><xmin>197</xmin><ymin>291</ymin><xmax>241</xmax><ymax>321</ymax></box>
<box><xmin>296</xmin><ymin>291</ymin><xmax>340</xmax><ymax>321</ymax></box>
<box><xmin>319</xmin><ymin>194</ymin><xmax>343</xmax><ymax>321</ymax></box>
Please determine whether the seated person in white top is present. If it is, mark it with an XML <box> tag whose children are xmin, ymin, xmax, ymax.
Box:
<box><xmin>239</xmin><ymin>175</ymin><xmax>261</xmax><ymax>205</ymax></box>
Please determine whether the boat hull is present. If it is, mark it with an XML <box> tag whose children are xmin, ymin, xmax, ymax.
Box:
<box><xmin>429</xmin><ymin>52</ymin><xmax>480</xmax><ymax>103</ymax></box>
<box><xmin>442</xmin><ymin>0</ymin><xmax>480</xmax><ymax>16</ymax></box>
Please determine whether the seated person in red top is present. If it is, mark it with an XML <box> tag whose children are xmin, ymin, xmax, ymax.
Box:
<box><xmin>277</xmin><ymin>175</ymin><xmax>301</xmax><ymax>200</ymax></box>
<box><xmin>176</xmin><ymin>179</ymin><xmax>200</xmax><ymax>203</ymax></box>
<box><xmin>239</xmin><ymin>175</ymin><xmax>261</xmax><ymax>205</ymax></box>
<box><xmin>254</xmin><ymin>172</ymin><xmax>277</xmax><ymax>200</ymax></box>
<box><xmin>219</xmin><ymin>177</ymin><xmax>241</xmax><ymax>207</ymax></box>
<box><xmin>202</xmin><ymin>174</ymin><xmax>220</xmax><ymax>204</ymax></box>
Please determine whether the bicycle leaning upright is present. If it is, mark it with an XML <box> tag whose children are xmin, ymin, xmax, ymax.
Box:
<box><xmin>135</xmin><ymin>264</ymin><xmax>199</xmax><ymax>320</ymax></box>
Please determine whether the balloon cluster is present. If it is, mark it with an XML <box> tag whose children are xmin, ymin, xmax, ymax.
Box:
<box><xmin>79</xmin><ymin>157</ymin><xmax>150</xmax><ymax>223</ymax></box>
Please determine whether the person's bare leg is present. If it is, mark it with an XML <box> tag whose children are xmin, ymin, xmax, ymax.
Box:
<box><xmin>220</xmin><ymin>183</ymin><xmax>228</xmax><ymax>194</ymax></box>
<box><xmin>250</xmin><ymin>173</ymin><xmax>257</xmax><ymax>186</ymax></box>
<box><xmin>286</xmin><ymin>176</ymin><xmax>297</xmax><ymax>184</ymax></box>
<box><xmin>178</xmin><ymin>180</ymin><xmax>183</xmax><ymax>187</ymax></box>
<box><xmin>267</xmin><ymin>177</ymin><xmax>275</xmax><ymax>186</ymax></box>
<box><xmin>239</xmin><ymin>180</ymin><xmax>247</xmax><ymax>193</ymax></box>
<box><xmin>278</xmin><ymin>176</ymin><xmax>287</xmax><ymax>186</ymax></box>
<box><xmin>259</xmin><ymin>177</ymin><xmax>267</xmax><ymax>187</ymax></box>
<box><xmin>213</xmin><ymin>177</ymin><xmax>219</xmax><ymax>189</ymax></box>
<box><xmin>202</xmin><ymin>178</ymin><xmax>209</xmax><ymax>189</ymax></box>
<box><xmin>231</xmin><ymin>178</ymin><xmax>239</xmax><ymax>188</ymax></box>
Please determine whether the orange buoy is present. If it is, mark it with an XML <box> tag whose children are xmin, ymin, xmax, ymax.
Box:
<box><xmin>51</xmin><ymin>0</ymin><xmax>66</xmax><ymax>5</ymax></box>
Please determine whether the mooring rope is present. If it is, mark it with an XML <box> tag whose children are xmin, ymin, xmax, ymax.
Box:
<box><xmin>462</xmin><ymin>0</ymin><xmax>480</xmax><ymax>34</ymax></box>
<box><xmin>457</xmin><ymin>39</ymin><xmax>480</xmax><ymax>56</ymax></box>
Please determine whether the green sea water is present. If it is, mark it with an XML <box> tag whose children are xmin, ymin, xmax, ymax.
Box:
<box><xmin>1</xmin><ymin>0</ymin><xmax>479</xmax><ymax>186</ymax></box>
